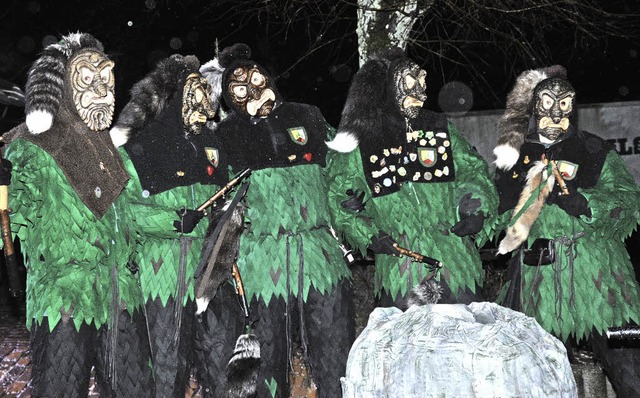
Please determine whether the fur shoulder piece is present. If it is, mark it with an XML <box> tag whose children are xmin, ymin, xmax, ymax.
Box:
<box><xmin>493</xmin><ymin>65</ymin><xmax>567</xmax><ymax>170</ymax></box>
<box><xmin>326</xmin><ymin>49</ymin><xmax>405</xmax><ymax>153</ymax></box>
<box><xmin>25</xmin><ymin>32</ymin><xmax>104</xmax><ymax>135</ymax></box>
<box><xmin>110</xmin><ymin>54</ymin><xmax>200</xmax><ymax>147</ymax></box>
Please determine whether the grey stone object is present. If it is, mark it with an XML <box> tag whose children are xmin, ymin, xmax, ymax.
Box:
<box><xmin>341</xmin><ymin>302</ymin><xmax>577</xmax><ymax>397</ymax></box>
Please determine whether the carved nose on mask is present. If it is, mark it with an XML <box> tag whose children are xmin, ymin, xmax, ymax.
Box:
<box><xmin>94</xmin><ymin>82</ymin><xmax>108</xmax><ymax>97</ymax></box>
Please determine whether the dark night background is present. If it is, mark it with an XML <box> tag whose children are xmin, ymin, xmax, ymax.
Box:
<box><xmin>1</xmin><ymin>0</ymin><xmax>640</xmax><ymax>132</ymax></box>
<box><xmin>0</xmin><ymin>2</ymin><xmax>639</xmax><ymax>383</ymax></box>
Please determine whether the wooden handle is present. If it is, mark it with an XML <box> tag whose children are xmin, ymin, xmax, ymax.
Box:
<box><xmin>197</xmin><ymin>168</ymin><xmax>251</xmax><ymax>213</ymax></box>
<box><xmin>392</xmin><ymin>243</ymin><xmax>443</xmax><ymax>268</ymax></box>
<box><xmin>542</xmin><ymin>156</ymin><xmax>569</xmax><ymax>195</ymax></box>
<box><xmin>0</xmin><ymin>185</ymin><xmax>8</xmax><ymax>210</ymax></box>
<box><xmin>0</xmin><ymin>184</ymin><xmax>14</xmax><ymax>256</ymax></box>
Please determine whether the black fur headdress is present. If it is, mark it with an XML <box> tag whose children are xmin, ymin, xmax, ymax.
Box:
<box><xmin>25</xmin><ymin>32</ymin><xmax>104</xmax><ymax>135</ymax></box>
<box><xmin>326</xmin><ymin>47</ymin><xmax>407</xmax><ymax>153</ymax></box>
<box><xmin>493</xmin><ymin>65</ymin><xmax>567</xmax><ymax>170</ymax></box>
<box><xmin>109</xmin><ymin>54</ymin><xmax>200</xmax><ymax>147</ymax></box>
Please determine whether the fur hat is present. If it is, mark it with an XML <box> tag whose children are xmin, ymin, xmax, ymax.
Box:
<box><xmin>25</xmin><ymin>32</ymin><xmax>104</xmax><ymax>135</ymax></box>
<box><xmin>109</xmin><ymin>54</ymin><xmax>200</xmax><ymax>147</ymax></box>
<box><xmin>327</xmin><ymin>47</ymin><xmax>408</xmax><ymax>153</ymax></box>
<box><xmin>199</xmin><ymin>43</ymin><xmax>252</xmax><ymax>129</ymax></box>
<box><xmin>493</xmin><ymin>65</ymin><xmax>567</xmax><ymax>170</ymax></box>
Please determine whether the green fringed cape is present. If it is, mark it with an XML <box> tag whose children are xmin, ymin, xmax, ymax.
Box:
<box><xmin>119</xmin><ymin>150</ymin><xmax>215</xmax><ymax>307</ymax></box>
<box><xmin>5</xmin><ymin>139</ymin><xmax>142</xmax><ymax>331</ymax></box>
<box><xmin>326</xmin><ymin>123</ymin><xmax>499</xmax><ymax>300</ymax></box>
<box><xmin>494</xmin><ymin>149</ymin><xmax>640</xmax><ymax>342</ymax></box>
<box><xmin>216</xmin><ymin>102</ymin><xmax>352</xmax><ymax>305</ymax></box>
<box><xmin>233</xmin><ymin>164</ymin><xmax>351</xmax><ymax>305</ymax></box>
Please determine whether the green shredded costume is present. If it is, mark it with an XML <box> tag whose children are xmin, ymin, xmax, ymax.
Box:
<box><xmin>327</xmin><ymin>123</ymin><xmax>498</xmax><ymax>300</ymax></box>
<box><xmin>494</xmin><ymin>140</ymin><xmax>640</xmax><ymax>342</ymax></box>
<box><xmin>235</xmin><ymin>164</ymin><xmax>351</xmax><ymax>305</ymax></box>
<box><xmin>110</xmin><ymin>53</ymin><xmax>229</xmax><ymax>398</ymax></box>
<box><xmin>6</xmin><ymin>138</ymin><xmax>142</xmax><ymax>332</ymax></box>
<box><xmin>2</xmin><ymin>32</ymin><xmax>153</xmax><ymax>397</ymax></box>
<box><xmin>120</xmin><ymin>150</ymin><xmax>213</xmax><ymax>308</ymax></box>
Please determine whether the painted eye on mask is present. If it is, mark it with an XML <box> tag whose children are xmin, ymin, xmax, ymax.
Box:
<box><xmin>100</xmin><ymin>68</ymin><xmax>111</xmax><ymax>84</ymax></box>
<box><xmin>233</xmin><ymin>85</ymin><xmax>247</xmax><ymax>98</ymax></box>
<box><xmin>405</xmin><ymin>75</ymin><xmax>416</xmax><ymax>90</ymax></box>
<box><xmin>559</xmin><ymin>96</ymin><xmax>572</xmax><ymax>112</ymax></box>
<box><xmin>418</xmin><ymin>70</ymin><xmax>426</xmax><ymax>88</ymax></box>
<box><xmin>542</xmin><ymin>94</ymin><xmax>554</xmax><ymax>110</ymax></box>
<box><xmin>195</xmin><ymin>87</ymin><xmax>204</xmax><ymax>103</ymax></box>
<box><xmin>81</xmin><ymin>68</ymin><xmax>94</xmax><ymax>85</ymax></box>
<box><xmin>250</xmin><ymin>72</ymin><xmax>265</xmax><ymax>87</ymax></box>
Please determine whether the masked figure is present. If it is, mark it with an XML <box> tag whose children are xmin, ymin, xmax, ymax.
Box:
<box><xmin>109</xmin><ymin>53</ymin><xmax>230</xmax><ymax>397</ymax></box>
<box><xmin>193</xmin><ymin>45</ymin><xmax>354</xmax><ymax>398</ymax></box>
<box><xmin>1</xmin><ymin>33</ymin><xmax>152</xmax><ymax>397</ymax></box>
<box><xmin>492</xmin><ymin>65</ymin><xmax>640</xmax><ymax>396</ymax></box>
<box><xmin>326</xmin><ymin>47</ymin><xmax>498</xmax><ymax>307</ymax></box>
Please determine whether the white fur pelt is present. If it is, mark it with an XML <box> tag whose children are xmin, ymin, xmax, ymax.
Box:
<box><xmin>498</xmin><ymin>160</ymin><xmax>554</xmax><ymax>254</ymax></box>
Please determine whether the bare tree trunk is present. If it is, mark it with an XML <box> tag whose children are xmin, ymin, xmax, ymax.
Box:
<box><xmin>356</xmin><ymin>0</ymin><xmax>433</xmax><ymax>65</ymax></box>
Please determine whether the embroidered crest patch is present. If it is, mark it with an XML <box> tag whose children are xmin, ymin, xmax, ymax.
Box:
<box><xmin>556</xmin><ymin>160</ymin><xmax>579</xmax><ymax>180</ymax></box>
<box><xmin>204</xmin><ymin>147</ymin><xmax>219</xmax><ymax>167</ymax></box>
<box><xmin>288</xmin><ymin>127</ymin><xmax>308</xmax><ymax>145</ymax></box>
<box><xmin>418</xmin><ymin>147</ymin><xmax>437</xmax><ymax>167</ymax></box>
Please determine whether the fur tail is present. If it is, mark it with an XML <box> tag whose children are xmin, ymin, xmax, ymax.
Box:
<box><xmin>407</xmin><ymin>278</ymin><xmax>443</xmax><ymax>307</ymax></box>
<box><xmin>222</xmin><ymin>334</ymin><xmax>261</xmax><ymax>398</ymax></box>
<box><xmin>498</xmin><ymin>161</ymin><xmax>554</xmax><ymax>254</ymax></box>
<box><xmin>25</xmin><ymin>32</ymin><xmax>103</xmax><ymax>135</ymax></box>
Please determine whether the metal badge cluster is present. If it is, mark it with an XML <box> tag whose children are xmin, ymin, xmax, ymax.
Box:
<box><xmin>368</xmin><ymin>129</ymin><xmax>454</xmax><ymax>196</ymax></box>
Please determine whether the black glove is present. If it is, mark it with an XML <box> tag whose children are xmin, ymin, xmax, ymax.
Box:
<box><xmin>555</xmin><ymin>192</ymin><xmax>591</xmax><ymax>218</ymax></box>
<box><xmin>341</xmin><ymin>189</ymin><xmax>365</xmax><ymax>212</ymax></box>
<box><xmin>369</xmin><ymin>230</ymin><xmax>401</xmax><ymax>256</ymax></box>
<box><xmin>173</xmin><ymin>208</ymin><xmax>204</xmax><ymax>233</ymax></box>
<box><xmin>0</xmin><ymin>158</ymin><xmax>12</xmax><ymax>186</ymax></box>
<box><xmin>451</xmin><ymin>213</ymin><xmax>484</xmax><ymax>237</ymax></box>
<box><xmin>451</xmin><ymin>193</ymin><xmax>483</xmax><ymax>237</ymax></box>
<box><xmin>458</xmin><ymin>193</ymin><xmax>481</xmax><ymax>217</ymax></box>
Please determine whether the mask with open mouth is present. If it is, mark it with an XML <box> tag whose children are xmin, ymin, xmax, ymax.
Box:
<box><xmin>69</xmin><ymin>49</ymin><xmax>115</xmax><ymax>131</ymax></box>
<box><xmin>393</xmin><ymin>59</ymin><xmax>427</xmax><ymax>119</ymax></box>
<box><xmin>182</xmin><ymin>72</ymin><xmax>216</xmax><ymax>135</ymax></box>
<box><xmin>532</xmin><ymin>77</ymin><xmax>575</xmax><ymax>142</ymax></box>
<box><xmin>226</xmin><ymin>64</ymin><xmax>277</xmax><ymax>117</ymax></box>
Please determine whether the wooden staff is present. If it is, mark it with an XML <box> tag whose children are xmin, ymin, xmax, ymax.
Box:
<box><xmin>392</xmin><ymin>243</ymin><xmax>443</xmax><ymax>269</ymax></box>
<box><xmin>542</xmin><ymin>155</ymin><xmax>569</xmax><ymax>196</ymax></box>
<box><xmin>197</xmin><ymin>168</ymin><xmax>251</xmax><ymax>214</ymax></box>
<box><xmin>232</xmin><ymin>262</ymin><xmax>249</xmax><ymax>318</ymax></box>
